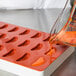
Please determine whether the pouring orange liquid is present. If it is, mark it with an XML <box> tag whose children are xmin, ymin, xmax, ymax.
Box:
<box><xmin>49</xmin><ymin>30</ymin><xmax>76</xmax><ymax>47</ymax></box>
<box><xmin>57</xmin><ymin>31</ymin><xmax>76</xmax><ymax>46</ymax></box>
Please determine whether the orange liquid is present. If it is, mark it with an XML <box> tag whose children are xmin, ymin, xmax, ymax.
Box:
<box><xmin>50</xmin><ymin>31</ymin><xmax>76</xmax><ymax>46</ymax></box>
<box><xmin>58</xmin><ymin>31</ymin><xmax>76</xmax><ymax>46</ymax></box>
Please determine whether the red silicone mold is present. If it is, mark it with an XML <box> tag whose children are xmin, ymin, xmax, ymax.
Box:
<box><xmin>0</xmin><ymin>22</ymin><xmax>68</xmax><ymax>71</ymax></box>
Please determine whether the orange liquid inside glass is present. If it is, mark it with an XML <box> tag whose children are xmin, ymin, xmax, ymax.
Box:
<box><xmin>50</xmin><ymin>30</ymin><xmax>76</xmax><ymax>47</ymax></box>
<box><xmin>57</xmin><ymin>31</ymin><xmax>76</xmax><ymax>46</ymax></box>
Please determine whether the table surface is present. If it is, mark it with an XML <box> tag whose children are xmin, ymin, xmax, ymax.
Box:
<box><xmin>0</xmin><ymin>9</ymin><xmax>75</xmax><ymax>76</ymax></box>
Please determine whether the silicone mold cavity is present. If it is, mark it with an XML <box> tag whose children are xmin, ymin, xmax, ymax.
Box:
<box><xmin>0</xmin><ymin>34</ymin><xmax>6</xmax><ymax>39</ymax></box>
<box><xmin>0</xmin><ymin>24</ymin><xmax>8</xmax><ymax>29</ymax></box>
<box><xmin>16</xmin><ymin>53</ymin><xmax>30</xmax><ymax>61</ymax></box>
<box><xmin>6</xmin><ymin>37</ymin><xmax>18</xmax><ymax>43</ymax></box>
<box><xmin>31</xmin><ymin>44</ymin><xmax>43</xmax><ymax>51</ymax></box>
<box><xmin>8</xmin><ymin>27</ymin><xmax>19</xmax><ymax>32</ymax></box>
<box><xmin>19</xmin><ymin>29</ymin><xmax>30</xmax><ymax>35</ymax></box>
<box><xmin>31</xmin><ymin>33</ymin><xmax>41</xmax><ymax>38</ymax></box>
<box><xmin>18</xmin><ymin>40</ymin><xmax>30</xmax><ymax>47</ymax></box>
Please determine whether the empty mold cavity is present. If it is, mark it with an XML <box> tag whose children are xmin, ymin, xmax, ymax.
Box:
<box><xmin>18</xmin><ymin>40</ymin><xmax>30</xmax><ymax>47</ymax></box>
<box><xmin>8</xmin><ymin>27</ymin><xmax>19</xmax><ymax>32</ymax></box>
<box><xmin>43</xmin><ymin>36</ymin><xmax>50</xmax><ymax>41</ymax></box>
<box><xmin>31</xmin><ymin>43</ymin><xmax>43</xmax><ymax>50</ymax></box>
<box><xmin>31</xmin><ymin>33</ymin><xmax>41</xmax><ymax>38</ymax></box>
<box><xmin>0</xmin><ymin>24</ymin><xmax>8</xmax><ymax>29</ymax></box>
<box><xmin>45</xmin><ymin>47</ymin><xmax>56</xmax><ymax>56</ymax></box>
<box><xmin>0</xmin><ymin>34</ymin><xmax>6</xmax><ymax>39</ymax></box>
<box><xmin>0</xmin><ymin>45</ymin><xmax>4</xmax><ymax>51</ymax></box>
<box><xmin>32</xmin><ymin>57</ymin><xmax>45</xmax><ymax>66</ymax></box>
<box><xmin>16</xmin><ymin>53</ymin><xmax>30</xmax><ymax>61</ymax></box>
<box><xmin>6</xmin><ymin>37</ymin><xmax>18</xmax><ymax>43</ymax></box>
<box><xmin>56</xmin><ymin>43</ymin><xmax>60</xmax><ymax>45</ymax></box>
<box><xmin>3</xmin><ymin>49</ymin><xmax>15</xmax><ymax>57</ymax></box>
<box><xmin>19</xmin><ymin>30</ymin><xmax>30</xmax><ymax>35</ymax></box>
